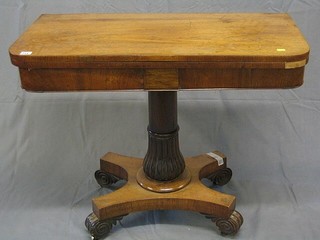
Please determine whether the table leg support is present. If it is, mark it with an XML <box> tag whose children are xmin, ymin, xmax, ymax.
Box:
<box><xmin>85</xmin><ymin>212</ymin><xmax>125</xmax><ymax>240</ymax></box>
<box><xmin>85</xmin><ymin>91</ymin><xmax>243</xmax><ymax>239</ymax></box>
<box><xmin>85</xmin><ymin>152</ymin><xmax>243</xmax><ymax>239</ymax></box>
<box><xmin>143</xmin><ymin>91</ymin><xmax>185</xmax><ymax>181</ymax></box>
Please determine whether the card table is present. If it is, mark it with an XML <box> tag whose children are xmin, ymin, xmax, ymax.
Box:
<box><xmin>10</xmin><ymin>13</ymin><xmax>309</xmax><ymax>239</ymax></box>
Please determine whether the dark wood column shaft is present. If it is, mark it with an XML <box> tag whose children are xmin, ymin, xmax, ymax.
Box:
<box><xmin>143</xmin><ymin>91</ymin><xmax>185</xmax><ymax>181</ymax></box>
<box><xmin>148</xmin><ymin>91</ymin><xmax>177</xmax><ymax>133</ymax></box>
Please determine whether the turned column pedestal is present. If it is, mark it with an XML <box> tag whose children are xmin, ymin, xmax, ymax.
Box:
<box><xmin>143</xmin><ymin>91</ymin><xmax>185</xmax><ymax>182</ymax></box>
<box><xmin>85</xmin><ymin>91</ymin><xmax>243</xmax><ymax>239</ymax></box>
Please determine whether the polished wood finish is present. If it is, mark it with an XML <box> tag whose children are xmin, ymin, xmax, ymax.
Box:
<box><xmin>87</xmin><ymin>150</ymin><xmax>243</xmax><ymax>239</ymax></box>
<box><xmin>10</xmin><ymin>13</ymin><xmax>309</xmax><ymax>91</ymax></box>
<box><xmin>10</xmin><ymin>13</ymin><xmax>309</xmax><ymax>65</ymax></box>
<box><xmin>94</xmin><ymin>151</ymin><xmax>236</xmax><ymax>220</ymax></box>
<box><xmin>9</xmin><ymin>13</ymin><xmax>310</xmax><ymax>239</ymax></box>
<box><xmin>148</xmin><ymin>91</ymin><xmax>177</xmax><ymax>134</ymax></box>
<box><xmin>145</xmin><ymin>69</ymin><xmax>179</xmax><ymax>90</ymax></box>
<box><xmin>143</xmin><ymin>92</ymin><xmax>185</xmax><ymax>181</ymax></box>
<box><xmin>19</xmin><ymin>67</ymin><xmax>305</xmax><ymax>91</ymax></box>
<box><xmin>19</xmin><ymin>68</ymin><xmax>144</xmax><ymax>91</ymax></box>
<box><xmin>136</xmin><ymin>167</ymin><xmax>191</xmax><ymax>193</ymax></box>
<box><xmin>180</xmin><ymin>67</ymin><xmax>305</xmax><ymax>89</ymax></box>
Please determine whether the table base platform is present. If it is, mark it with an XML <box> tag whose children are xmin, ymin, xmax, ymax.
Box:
<box><xmin>85</xmin><ymin>151</ymin><xmax>243</xmax><ymax>239</ymax></box>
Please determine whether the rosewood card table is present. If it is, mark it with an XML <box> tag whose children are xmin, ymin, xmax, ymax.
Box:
<box><xmin>9</xmin><ymin>13</ymin><xmax>309</xmax><ymax>239</ymax></box>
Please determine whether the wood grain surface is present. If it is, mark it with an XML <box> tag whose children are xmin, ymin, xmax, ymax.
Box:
<box><xmin>94</xmin><ymin>152</ymin><xmax>236</xmax><ymax>220</ymax></box>
<box><xmin>9</xmin><ymin>13</ymin><xmax>310</xmax><ymax>91</ymax></box>
<box><xmin>10</xmin><ymin>13</ymin><xmax>309</xmax><ymax>66</ymax></box>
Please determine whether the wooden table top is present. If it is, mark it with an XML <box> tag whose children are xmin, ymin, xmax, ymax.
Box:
<box><xmin>9</xmin><ymin>13</ymin><xmax>309</xmax><ymax>91</ymax></box>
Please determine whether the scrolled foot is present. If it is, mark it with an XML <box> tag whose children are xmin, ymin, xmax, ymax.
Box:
<box><xmin>207</xmin><ymin>168</ymin><xmax>232</xmax><ymax>186</ymax></box>
<box><xmin>215</xmin><ymin>210</ymin><xmax>243</xmax><ymax>235</ymax></box>
<box><xmin>95</xmin><ymin>170</ymin><xmax>120</xmax><ymax>188</ymax></box>
<box><xmin>85</xmin><ymin>212</ymin><xmax>124</xmax><ymax>239</ymax></box>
